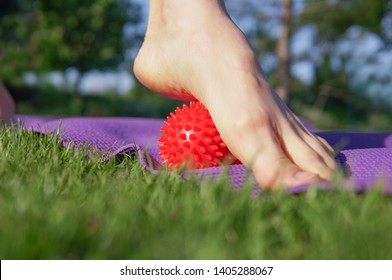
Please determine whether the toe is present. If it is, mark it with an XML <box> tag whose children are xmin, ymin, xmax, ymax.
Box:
<box><xmin>252</xmin><ymin>153</ymin><xmax>321</xmax><ymax>189</ymax></box>
<box><xmin>284</xmin><ymin>132</ymin><xmax>336</xmax><ymax>181</ymax></box>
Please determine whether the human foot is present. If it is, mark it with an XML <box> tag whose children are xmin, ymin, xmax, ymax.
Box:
<box><xmin>134</xmin><ymin>0</ymin><xmax>336</xmax><ymax>189</ymax></box>
<box><xmin>0</xmin><ymin>82</ymin><xmax>15</xmax><ymax>125</ymax></box>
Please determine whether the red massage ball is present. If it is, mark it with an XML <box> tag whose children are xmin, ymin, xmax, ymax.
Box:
<box><xmin>158</xmin><ymin>101</ymin><xmax>240</xmax><ymax>169</ymax></box>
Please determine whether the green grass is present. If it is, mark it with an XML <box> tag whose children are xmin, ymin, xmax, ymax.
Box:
<box><xmin>1</xmin><ymin>125</ymin><xmax>392</xmax><ymax>260</ymax></box>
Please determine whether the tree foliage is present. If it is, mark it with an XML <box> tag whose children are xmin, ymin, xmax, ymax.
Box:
<box><xmin>301</xmin><ymin>2</ymin><xmax>390</xmax><ymax>89</ymax></box>
<box><xmin>0</xmin><ymin>0</ymin><xmax>142</xmax><ymax>84</ymax></box>
<box><xmin>301</xmin><ymin>0</ymin><xmax>390</xmax><ymax>41</ymax></box>
<box><xmin>227</xmin><ymin>0</ymin><xmax>392</xmax><ymax>116</ymax></box>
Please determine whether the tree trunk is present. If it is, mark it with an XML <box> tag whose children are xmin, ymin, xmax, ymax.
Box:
<box><xmin>276</xmin><ymin>0</ymin><xmax>293</xmax><ymax>102</ymax></box>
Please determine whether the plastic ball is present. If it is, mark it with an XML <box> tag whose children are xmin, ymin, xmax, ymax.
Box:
<box><xmin>158</xmin><ymin>101</ymin><xmax>240</xmax><ymax>169</ymax></box>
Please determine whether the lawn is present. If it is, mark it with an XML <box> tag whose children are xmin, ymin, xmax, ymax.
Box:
<box><xmin>1</xmin><ymin>125</ymin><xmax>392</xmax><ymax>260</ymax></box>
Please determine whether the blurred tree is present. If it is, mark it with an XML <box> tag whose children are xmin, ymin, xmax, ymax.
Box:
<box><xmin>301</xmin><ymin>0</ymin><xmax>390</xmax><ymax>40</ymax></box>
<box><xmin>276</xmin><ymin>0</ymin><xmax>293</xmax><ymax>101</ymax></box>
<box><xmin>382</xmin><ymin>1</ymin><xmax>392</xmax><ymax>43</ymax></box>
<box><xmin>0</xmin><ymin>0</ymin><xmax>142</xmax><ymax>86</ymax></box>
<box><xmin>227</xmin><ymin>0</ymin><xmax>392</xmax><ymax>128</ymax></box>
<box><xmin>300</xmin><ymin>0</ymin><xmax>391</xmax><ymax>103</ymax></box>
<box><xmin>228</xmin><ymin>0</ymin><xmax>391</xmax><ymax>97</ymax></box>
<box><xmin>227</xmin><ymin>0</ymin><xmax>294</xmax><ymax>101</ymax></box>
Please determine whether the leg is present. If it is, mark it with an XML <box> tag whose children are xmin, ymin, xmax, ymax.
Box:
<box><xmin>134</xmin><ymin>0</ymin><xmax>336</xmax><ymax>189</ymax></box>
<box><xmin>0</xmin><ymin>82</ymin><xmax>15</xmax><ymax>125</ymax></box>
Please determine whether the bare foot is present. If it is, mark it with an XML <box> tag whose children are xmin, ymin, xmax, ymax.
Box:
<box><xmin>134</xmin><ymin>0</ymin><xmax>336</xmax><ymax>189</ymax></box>
<box><xmin>0</xmin><ymin>82</ymin><xmax>15</xmax><ymax>125</ymax></box>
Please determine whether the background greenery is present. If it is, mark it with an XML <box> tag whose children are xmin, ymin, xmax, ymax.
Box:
<box><xmin>0</xmin><ymin>0</ymin><xmax>391</xmax><ymax>130</ymax></box>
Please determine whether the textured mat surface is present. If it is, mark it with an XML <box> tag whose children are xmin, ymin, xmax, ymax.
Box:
<box><xmin>15</xmin><ymin>115</ymin><xmax>392</xmax><ymax>193</ymax></box>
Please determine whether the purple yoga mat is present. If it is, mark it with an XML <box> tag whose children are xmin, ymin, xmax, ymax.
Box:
<box><xmin>14</xmin><ymin>115</ymin><xmax>392</xmax><ymax>193</ymax></box>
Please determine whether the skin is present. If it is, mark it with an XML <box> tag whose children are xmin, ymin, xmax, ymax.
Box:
<box><xmin>0</xmin><ymin>82</ymin><xmax>15</xmax><ymax>125</ymax></box>
<box><xmin>134</xmin><ymin>0</ymin><xmax>337</xmax><ymax>189</ymax></box>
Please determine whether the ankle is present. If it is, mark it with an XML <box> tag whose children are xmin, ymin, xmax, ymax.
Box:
<box><xmin>148</xmin><ymin>0</ymin><xmax>228</xmax><ymax>34</ymax></box>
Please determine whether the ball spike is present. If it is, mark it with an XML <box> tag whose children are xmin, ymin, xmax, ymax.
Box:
<box><xmin>158</xmin><ymin>101</ymin><xmax>240</xmax><ymax>169</ymax></box>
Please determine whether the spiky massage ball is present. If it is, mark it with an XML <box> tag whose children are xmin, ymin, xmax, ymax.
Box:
<box><xmin>158</xmin><ymin>101</ymin><xmax>240</xmax><ymax>169</ymax></box>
